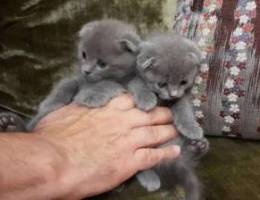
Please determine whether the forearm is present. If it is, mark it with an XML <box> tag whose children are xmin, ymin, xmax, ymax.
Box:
<box><xmin>0</xmin><ymin>133</ymin><xmax>71</xmax><ymax>200</ymax></box>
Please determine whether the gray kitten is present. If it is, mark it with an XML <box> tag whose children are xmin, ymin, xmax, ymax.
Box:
<box><xmin>27</xmin><ymin>19</ymin><xmax>140</xmax><ymax>130</ymax></box>
<box><xmin>130</xmin><ymin>33</ymin><xmax>209</xmax><ymax>200</ymax></box>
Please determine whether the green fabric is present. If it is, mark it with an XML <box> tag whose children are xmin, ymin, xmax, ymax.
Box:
<box><xmin>0</xmin><ymin>0</ymin><xmax>174</xmax><ymax>115</ymax></box>
<box><xmin>90</xmin><ymin>138</ymin><xmax>260</xmax><ymax>200</ymax></box>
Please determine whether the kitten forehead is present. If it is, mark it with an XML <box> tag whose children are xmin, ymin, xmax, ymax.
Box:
<box><xmin>77</xmin><ymin>19</ymin><xmax>140</xmax><ymax>80</ymax></box>
<box><xmin>79</xmin><ymin>19</ymin><xmax>138</xmax><ymax>38</ymax></box>
<box><xmin>148</xmin><ymin>34</ymin><xmax>201</xmax><ymax>57</ymax></box>
<box><xmin>138</xmin><ymin>33</ymin><xmax>201</xmax><ymax>86</ymax></box>
<box><xmin>79</xmin><ymin>19</ymin><xmax>139</xmax><ymax>57</ymax></box>
<box><xmin>145</xmin><ymin>34</ymin><xmax>201</xmax><ymax>70</ymax></box>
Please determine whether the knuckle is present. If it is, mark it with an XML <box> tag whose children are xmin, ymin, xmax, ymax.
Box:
<box><xmin>150</xmin><ymin>127</ymin><xmax>160</xmax><ymax>143</ymax></box>
<box><xmin>143</xmin><ymin>149</ymin><xmax>156</xmax><ymax>164</ymax></box>
<box><xmin>125</xmin><ymin>94</ymin><xmax>134</xmax><ymax>103</ymax></box>
<box><xmin>144</xmin><ymin>126</ymin><xmax>160</xmax><ymax>143</ymax></box>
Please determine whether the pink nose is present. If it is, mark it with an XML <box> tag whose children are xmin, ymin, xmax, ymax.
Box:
<box><xmin>170</xmin><ymin>90</ymin><xmax>178</xmax><ymax>97</ymax></box>
<box><xmin>82</xmin><ymin>64</ymin><xmax>92</xmax><ymax>74</ymax></box>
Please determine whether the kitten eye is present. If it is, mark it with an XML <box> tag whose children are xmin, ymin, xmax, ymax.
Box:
<box><xmin>82</xmin><ymin>51</ymin><xmax>87</xmax><ymax>59</ymax></box>
<box><xmin>97</xmin><ymin>59</ymin><xmax>107</xmax><ymax>69</ymax></box>
<box><xmin>180</xmin><ymin>80</ymin><xmax>188</xmax><ymax>86</ymax></box>
<box><xmin>157</xmin><ymin>82</ymin><xmax>167</xmax><ymax>88</ymax></box>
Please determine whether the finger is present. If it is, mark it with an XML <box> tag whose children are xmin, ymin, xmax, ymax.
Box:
<box><xmin>130</xmin><ymin>125</ymin><xmax>177</xmax><ymax>148</ymax></box>
<box><xmin>107</xmin><ymin>94</ymin><xmax>135</xmax><ymax>110</ymax></box>
<box><xmin>134</xmin><ymin>146</ymin><xmax>181</xmax><ymax>171</ymax></box>
<box><xmin>126</xmin><ymin>107</ymin><xmax>173</xmax><ymax>128</ymax></box>
<box><xmin>147</xmin><ymin>107</ymin><xmax>173</xmax><ymax>125</ymax></box>
<box><xmin>124</xmin><ymin>108</ymin><xmax>151</xmax><ymax>127</ymax></box>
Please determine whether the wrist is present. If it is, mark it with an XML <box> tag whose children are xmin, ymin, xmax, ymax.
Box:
<box><xmin>33</xmin><ymin>134</ymin><xmax>76</xmax><ymax>199</ymax></box>
<box><xmin>37</xmin><ymin>134</ymin><xmax>97</xmax><ymax>199</ymax></box>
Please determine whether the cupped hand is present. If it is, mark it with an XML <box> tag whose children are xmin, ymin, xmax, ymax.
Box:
<box><xmin>35</xmin><ymin>94</ymin><xmax>180</xmax><ymax>199</ymax></box>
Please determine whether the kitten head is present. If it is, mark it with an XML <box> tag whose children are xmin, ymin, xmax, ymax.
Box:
<box><xmin>77</xmin><ymin>19</ymin><xmax>140</xmax><ymax>81</ymax></box>
<box><xmin>137</xmin><ymin>34</ymin><xmax>201</xmax><ymax>100</ymax></box>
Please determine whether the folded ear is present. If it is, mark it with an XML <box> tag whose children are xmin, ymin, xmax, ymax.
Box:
<box><xmin>137</xmin><ymin>41</ymin><xmax>156</xmax><ymax>70</ymax></box>
<box><xmin>118</xmin><ymin>33</ymin><xmax>141</xmax><ymax>53</ymax></box>
<box><xmin>137</xmin><ymin>56</ymin><xmax>156</xmax><ymax>70</ymax></box>
<box><xmin>119</xmin><ymin>39</ymin><xmax>138</xmax><ymax>53</ymax></box>
<box><xmin>78</xmin><ymin>21</ymin><xmax>98</xmax><ymax>38</ymax></box>
<box><xmin>184</xmin><ymin>52</ymin><xmax>201</xmax><ymax>68</ymax></box>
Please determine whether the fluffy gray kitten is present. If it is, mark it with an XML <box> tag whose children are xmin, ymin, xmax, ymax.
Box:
<box><xmin>131</xmin><ymin>33</ymin><xmax>209</xmax><ymax>200</ymax></box>
<box><xmin>27</xmin><ymin>19</ymin><xmax>141</xmax><ymax>130</ymax></box>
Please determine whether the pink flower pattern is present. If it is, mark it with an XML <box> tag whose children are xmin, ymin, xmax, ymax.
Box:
<box><xmin>220</xmin><ymin>0</ymin><xmax>256</xmax><ymax>137</ymax></box>
<box><xmin>174</xmin><ymin>0</ymin><xmax>258</xmax><ymax>138</ymax></box>
<box><xmin>175</xmin><ymin>0</ymin><xmax>223</xmax><ymax>126</ymax></box>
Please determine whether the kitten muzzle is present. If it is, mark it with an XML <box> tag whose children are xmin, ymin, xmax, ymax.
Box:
<box><xmin>170</xmin><ymin>90</ymin><xmax>178</xmax><ymax>97</ymax></box>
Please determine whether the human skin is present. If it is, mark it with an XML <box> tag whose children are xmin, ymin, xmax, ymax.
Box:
<box><xmin>0</xmin><ymin>95</ymin><xmax>180</xmax><ymax>200</ymax></box>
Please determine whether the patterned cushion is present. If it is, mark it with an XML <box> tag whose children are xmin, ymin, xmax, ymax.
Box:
<box><xmin>174</xmin><ymin>0</ymin><xmax>260</xmax><ymax>139</ymax></box>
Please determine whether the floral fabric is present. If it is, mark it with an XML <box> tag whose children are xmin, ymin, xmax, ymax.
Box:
<box><xmin>174</xmin><ymin>0</ymin><xmax>260</xmax><ymax>139</ymax></box>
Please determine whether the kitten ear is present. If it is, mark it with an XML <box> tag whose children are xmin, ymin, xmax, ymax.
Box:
<box><xmin>184</xmin><ymin>52</ymin><xmax>201</xmax><ymax>68</ymax></box>
<box><xmin>79</xmin><ymin>21</ymin><xmax>98</xmax><ymax>38</ymax></box>
<box><xmin>137</xmin><ymin>57</ymin><xmax>156</xmax><ymax>69</ymax></box>
<box><xmin>137</xmin><ymin>41</ymin><xmax>156</xmax><ymax>69</ymax></box>
<box><xmin>118</xmin><ymin>33</ymin><xmax>141</xmax><ymax>53</ymax></box>
<box><xmin>119</xmin><ymin>39</ymin><xmax>138</xmax><ymax>53</ymax></box>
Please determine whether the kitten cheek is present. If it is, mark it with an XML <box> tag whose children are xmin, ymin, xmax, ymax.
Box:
<box><xmin>178</xmin><ymin>90</ymin><xmax>185</xmax><ymax>97</ymax></box>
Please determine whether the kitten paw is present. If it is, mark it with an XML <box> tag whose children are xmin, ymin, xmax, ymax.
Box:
<box><xmin>136</xmin><ymin>92</ymin><xmax>157</xmax><ymax>111</ymax></box>
<box><xmin>81</xmin><ymin>88</ymin><xmax>125</xmax><ymax>108</ymax></box>
<box><xmin>183</xmin><ymin>137</ymin><xmax>209</xmax><ymax>159</ymax></box>
<box><xmin>82</xmin><ymin>93</ymin><xmax>109</xmax><ymax>107</ymax></box>
<box><xmin>0</xmin><ymin>113</ymin><xmax>26</xmax><ymax>132</ymax></box>
<box><xmin>137</xmin><ymin>170</ymin><xmax>161</xmax><ymax>192</ymax></box>
<box><xmin>176</xmin><ymin>122</ymin><xmax>203</xmax><ymax>140</ymax></box>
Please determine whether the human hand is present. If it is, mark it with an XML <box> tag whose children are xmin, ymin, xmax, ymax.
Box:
<box><xmin>35</xmin><ymin>94</ymin><xmax>180</xmax><ymax>199</ymax></box>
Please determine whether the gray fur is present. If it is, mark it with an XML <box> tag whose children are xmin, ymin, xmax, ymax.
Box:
<box><xmin>128</xmin><ymin>77</ymin><xmax>158</xmax><ymax>111</ymax></box>
<box><xmin>134</xmin><ymin>33</ymin><xmax>209</xmax><ymax>200</ymax></box>
<box><xmin>74</xmin><ymin>80</ymin><xmax>126</xmax><ymax>107</ymax></box>
<box><xmin>172</xmin><ymin>94</ymin><xmax>203</xmax><ymax>139</ymax></box>
<box><xmin>135</xmin><ymin>33</ymin><xmax>203</xmax><ymax>139</ymax></box>
<box><xmin>27</xmin><ymin>19</ymin><xmax>140</xmax><ymax>130</ymax></box>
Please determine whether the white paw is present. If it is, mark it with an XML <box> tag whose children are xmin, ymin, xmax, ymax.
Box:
<box><xmin>137</xmin><ymin>170</ymin><xmax>161</xmax><ymax>192</ymax></box>
<box><xmin>143</xmin><ymin>179</ymin><xmax>161</xmax><ymax>192</ymax></box>
<box><xmin>184</xmin><ymin>137</ymin><xmax>210</xmax><ymax>158</ymax></box>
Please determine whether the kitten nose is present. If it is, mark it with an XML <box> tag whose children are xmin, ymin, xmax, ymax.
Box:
<box><xmin>82</xmin><ymin>64</ymin><xmax>92</xmax><ymax>75</ymax></box>
<box><xmin>170</xmin><ymin>90</ymin><xmax>178</xmax><ymax>97</ymax></box>
<box><xmin>84</xmin><ymin>70</ymin><xmax>91</xmax><ymax>75</ymax></box>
